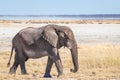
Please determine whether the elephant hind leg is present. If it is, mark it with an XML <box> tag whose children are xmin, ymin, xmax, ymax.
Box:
<box><xmin>9</xmin><ymin>54</ymin><xmax>19</xmax><ymax>74</ymax></box>
<box><xmin>9</xmin><ymin>62</ymin><xmax>19</xmax><ymax>74</ymax></box>
<box><xmin>16</xmin><ymin>49</ymin><xmax>28</xmax><ymax>74</ymax></box>
<box><xmin>19</xmin><ymin>61</ymin><xmax>27</xmax><ymax>74</ymax></box>
<box><xmin>19</xmin><ymin>52</ymin><xmax>28</xmax><ymax>74</ymax></box>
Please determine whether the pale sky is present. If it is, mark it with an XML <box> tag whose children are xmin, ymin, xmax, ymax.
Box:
<box><xmin>0</xmin><ymin>0</ymin><xmax>120</xmax><ymax>15</ymax></box>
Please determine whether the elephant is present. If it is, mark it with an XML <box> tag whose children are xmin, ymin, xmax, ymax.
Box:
<box><xmin>7</xmin><ymin>24</ymin><xmax>78</xmax><ymax>77</ymax></box>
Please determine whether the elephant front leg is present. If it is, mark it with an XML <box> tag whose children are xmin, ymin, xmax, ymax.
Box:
<box><xmin>53</xmin><ymin>50</ymin><xmax>63</xmax><ymax>77</ymax></box>
<box><xmin>44</xmin><ymin>57</ymin><xmax>53</xmax><ymax>78</ymax></box>
<box><xmin>48</xmin><ymin>48</ymin><xmax>63</xmax><ymax>77</ymax></box>
<box><xmin>55</xmin><ymin>53</ymin><xmax>63</xmax><ymax>77</ymax></box>
<box><xmin>54</xmin><ymin>59</ymin><xmax>63</xmax><ymax>77</ymax></box>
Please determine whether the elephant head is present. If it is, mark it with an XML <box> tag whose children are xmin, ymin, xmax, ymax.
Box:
<box><xmin>43</xmin><ymin>25</ymin><xmax>79</xmax><ymax>72</ymax></box>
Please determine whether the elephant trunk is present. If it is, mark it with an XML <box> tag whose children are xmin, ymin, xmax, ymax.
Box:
<box><xmin>70</xmin><ymin>41</ymin><xmax>79</xmax><ymax>73</ymax></box>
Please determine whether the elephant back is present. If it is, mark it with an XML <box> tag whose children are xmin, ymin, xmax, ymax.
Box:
<box><xmin>19</xmin><ymin>27</ymin><xmax>43</xmax><ymax>45</ymax></box>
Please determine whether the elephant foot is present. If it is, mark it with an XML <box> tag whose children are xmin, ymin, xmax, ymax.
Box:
<box><xmin>70</xmin><ymin>68</ymin><xmax>78</xmax><ymax>73</ymax></box>
<box><xmin>21</xmin><ymin>70</ymin><xmax>28</xmax><ymax>75</ymax></box>
<box><xmin>44</xmin><ymin>74</ymin><xmax>52</xmax><ymax>78</ymax></box>
<box><xmin>9</xmin><ymin>71</ymin><xmax>16</xmax><ymax>74</ymax></box>
<box><xmin>9</xmin><ymin>68</ymin><xmax>16</xmax><ymax>74</ymax></box>
<box><xmin>57</xmin><ymin>73</ymin><xmax>64</xmax><ymax>77</ymax></box>
<box><xmin>21</xmin><ymin>72</ymin><xmax>28</xmax><ymax>75</ymax></box>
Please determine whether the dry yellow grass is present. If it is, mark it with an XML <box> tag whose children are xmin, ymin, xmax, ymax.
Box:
<box><xmin>1</xmin><ymin>19</ymin><xmax>120</xmax><ymax>24</ymax></box>
<box><xmin>0</xmin><ymin>44</ymin><xmax>120</xmax><ymax>80</ymax></box>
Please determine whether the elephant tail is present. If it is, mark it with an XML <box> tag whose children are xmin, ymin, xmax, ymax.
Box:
<box><xmin>7</xmin><ymin>46</ymin><xmax>14</xmax><ymax>67</ymax></box>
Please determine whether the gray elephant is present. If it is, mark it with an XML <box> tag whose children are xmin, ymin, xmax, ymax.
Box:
<box><xmin>7</xmin><ymin>24</ymin><xmax>78</xmax><ymax>77</ymax></box>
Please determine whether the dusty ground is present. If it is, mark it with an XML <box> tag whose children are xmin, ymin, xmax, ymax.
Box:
<box><xmin>0</xmin><ymin>22</ymin><xmax>120</xmax><ymax>80</ymax></box>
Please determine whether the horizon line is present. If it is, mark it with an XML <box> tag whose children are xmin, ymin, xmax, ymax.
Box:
<box><xmin>0</xmin><ymin>14</ymin><xmax>120</xmax><ymax>16</ymax></box>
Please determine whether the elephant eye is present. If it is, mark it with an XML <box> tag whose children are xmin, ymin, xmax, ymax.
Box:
<box><xmin>59</xmin><ymin>32</ymin><xmax>64</xmax><ymax>38</ymax></box>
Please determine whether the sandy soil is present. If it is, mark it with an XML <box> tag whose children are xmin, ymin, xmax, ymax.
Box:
<box><xmin>0</xmin><ymin>22</ymin><xmax>120</xmax><ymax>80</ymax></box>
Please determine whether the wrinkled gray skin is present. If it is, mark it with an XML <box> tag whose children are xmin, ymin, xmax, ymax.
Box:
<box><xmin>7</xmin><ymin>24</ymin><xmax>78</xmax><ymax>77</ymax></box>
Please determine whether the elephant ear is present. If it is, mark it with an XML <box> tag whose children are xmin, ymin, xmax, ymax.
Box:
<box><xmin>43</xmin><ymin>27</ymin><xmax>58</xmax><ymax>47</ymax></box>
<box><xmin>19</xmin><ymin>27</ymin><xmax>42</xmax><ymax>45</ymax></box>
